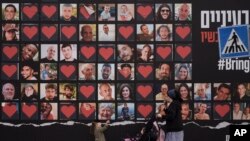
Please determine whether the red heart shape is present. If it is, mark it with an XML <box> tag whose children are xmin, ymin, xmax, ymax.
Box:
<box><xmin>2</xmin><ymin>65</ymin><xmax>17</xmax><ymax>77</ymax></box>
<box><xmin>176</xmin><ymin>26</ymin><xmax>191</xmax><ymax>39</ymax></box>
<box><xmin>99</xmin><ymin>47</ymin><xmax>114</xmax><ymax>60</ymax></box>
<box><xmin>137</xmin><ymin>6</ymin><xmax>152</xmax><ymax>19</ymax></box>
<box><xmin>42</xmin><ymin>26</ymin><xmax>56</xmax><ymax>39</ymax></box>
<box><xmin>80</xmin><ymin>6</ymin><xmax>90</xmax><ymax>19</ymax></box>
<box><xmin>137</xmin><ymin>65</ymin><xmax>153</xmax><ymax>78</ymax></box>
<box><xmin>176</xmin><ymin>46</ymin><xmax>191</xmax><ymax>59</ymax></box>
<box><xmin>60</xmin><ymin>65</ymin><xmax>75</xmax><ymax>78</ymax></box>
<box><xmin>22</xmin><ymin>104</ymin><xmax>37</xmax><ymax>118</ymax></box>
<box><xmin>157</xmin><ymin>46</ymin><xmax>172</xmax><ymax>59</ymax></box>
<box><xmin>23</xmin><ymin>5</ymin><xmax>38</xmax><ymax>19</ymax></box>
<box><xmin>80</xmin><ymin>85</ymin><xmax>95</xmax><ymax>98</ymax></box>
<box><xmin>118</xmin><ymin>26</ymin><xmax>133</xmax><ymax>39</ymax></box>
<box><xmin>81</xmin><ymin>106</ymin><xmax>95</xmax><ymax>118</ymax></box>
<box><xmin>81</xmin><ymin>46</ymin><xmax>96</xmax><ymax>59</ymax></box>
<box><xmin>41</xmin><ymin>5</ymin><xmax>56</xmax><ymax>18</ymax></box>
<box><xmin>137</xmin><ymin>85</ymin><xmax>152</xmax><ymax>98</ymax></box>
<box><xmin>215</xmin><ymin>104</ymin><xmax>230</xmax><ymax>117</ymax></box>
<box><xmin>3</xmin><ymin>104</ymin><xmax>17</xmax><ymax>118</ymax></box>
<box><xmin>138</xmin><ymin>105</ymin><xmax>152</xmax><ymax>118</ymax></box>
<box><xmin>23</xmin><ymin>26</ymin><xmax>38</xmax><ymax>39</ymax></box>
<box><xmin>61</xmin><ymin>26</ymin><xmax>76</xmax><ymax>39</ymax></box>
<box><xmin>3</xmin><ymin>46</ymin><xmax>18</xmax><ymax>59</ymax></box>
<box><xmin>61</xmin><ymin>105</ymin><xmax>76</xmax><ymax>118</ymax></box>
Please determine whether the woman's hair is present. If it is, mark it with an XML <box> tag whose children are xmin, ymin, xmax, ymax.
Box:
<box><xmin>156</xmin><ymin>4</ymin><xmax>172</xmax><ymax>21</ymax></box>
<box><xmin>141</xmin><ymin>44</ymin><xmax>152</xmax><ymax>59</ymax></box>
<box><xmin>21</xmin><ymin>84</ymin><xmax>36</xmax><ymax>97</ymax></box>
<box><xmin>119</xmin><ymin>83</ymin><xmax>133</xmax><ymax>100</ymax></box>
<box><xmin>178</xmin><ymin>83</ymin><xmax>190</xmax><ymax>100</ymax></box>
<box><xmin>177</xmin><ymin>64</ymin><xmax>189</xmax><ymax>80</ymax></box>
<box><xmin>2</xmin><ymin>31</ymin><xmax>18</xmax><ymax>41</ymax></box>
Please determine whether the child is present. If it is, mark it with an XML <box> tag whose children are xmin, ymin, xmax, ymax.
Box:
<box><xmin>100</xmin><ymin>5</ymin><xmax>111</xmax><ymax>21</ymax></box>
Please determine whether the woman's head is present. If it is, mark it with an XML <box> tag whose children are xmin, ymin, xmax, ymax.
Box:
<box><xmin>177</xmin><ymin>65</ymin><xmax>189</xmax><ymax>80</ymax></box>
<box><xmin>157</xmin><ymin>25</ymin><xmax>171</xmax><ymax>41</ymax></box>
<box><xmin>3</xmin><ymin>24</ymin><xmax>18</xmax><ymax>41</ymax></box>
<box><xmin>178</xmin><ymin>83</ymin><xmax>190</xmax><ymax>100</ymax></box>
<box><xmin>22</xmin><ymin>84</ymin><xmax>36</xmax><ymax>97</ymax></box>
<box><xmin>141</xmin><ymin>44</ymin><xmax>152</xmax><ymax>59</ymax></box>
<box><xmin>157</xmin><ymin>4</ymin><xmax>171</xmax><ymax>21</ymax></box>
<box><xmin>119</xmin><ymin>83</ymin><xmax>133</xmax><ymax>100</ymax></box>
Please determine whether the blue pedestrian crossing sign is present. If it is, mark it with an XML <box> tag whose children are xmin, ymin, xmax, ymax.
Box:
<box><xmin>218</xmin><ymin>25</ymin><xmax>250</xmax><ymax>59</ymax></box>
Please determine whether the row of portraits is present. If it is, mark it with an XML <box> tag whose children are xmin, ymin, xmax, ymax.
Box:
<box><xmin>1</xmin><ymin>23</ymin><xmax>192</xmax><ymax>42</ymax></box>
<box><xmin>2</xmin><ymin>3</ymin><xmax>192</xmax><ymax>22</ymax></box>
<box><xmin>1</xmin><ymin>101</ymin><xmax>250</xmax><ymax>121</ymax></box>
<box><xmin>1</xmin><ymin>82</ymin><xmax>250</xmax><ymax>101</ymax></box>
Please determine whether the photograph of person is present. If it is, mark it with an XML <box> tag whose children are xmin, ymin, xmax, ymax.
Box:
<box><xmin>136</xmin><ymin>24</ymin><xmax>154</xmax><ymax>41</ymax></box>
<box><xmin>60</xmin><ymin>4</ymin><xmax>77</xmax><ymax>21</ymax></box>
<box><xmin>233</xmin><ymin>83</ymin><xmax>250</xmax><ymax>100</ymax></box>
<box><xmin>79</xmin><ymin>4</ymin><xmax>96</xmax><ymax>21</ymax></box>
<box><xmin>174</xmin><ymin>63</ymin><xmax>192</xmax><ymax>80</ymax></box>
<box><xmin>79</xmin><ymin>24</ymin><xmax>96</xmax><ymax>42</ymax></box>
<box><xmin>175</xmin><ymin>83</ymin><xmax>192</xmax><ymax>101</ymax></box>
<box><xmin>60</xmin><ymin>44</ymin><xmax>77</xmax><ymax>62</ymax></box>
<box><xmin>2</xmin><ymin>23</ymin><xmax>19</xmax><ymax>41</ymax></box>
<box><xmin>40</xmin><ymin>63</ymin><xmax>57</xmax><ymax>80</ymax></box>
<box><xmin>2</xmin><ymin>3</ymin><xmax>19</xmax><ymax>21</ymax></box>
<box><xmin>40</xmin><ymin>44</ymin><xmax>58</xmax><ymax>62</ymax></box>
<box><xmin>59</xmin><ymin>83</ymin><xmax>76</xmax><ymax>101</ymax></box>
<box><xmin>79</xmin><ymin>63</ymin><xmax>96</xmax><ymax>80</ymax></box>
<box><xmin>233</xmin><ymin>102</ymin><xmax>243</xmax><ymax>120</ymax></box>
<box><xmin>117</xmin><ymin>103</ymin><xmax>135</xmax><ymax>120</ymax></box>
<box><xmin>79</xmin><ymin>103</ymin><xmax>96</xmax><ymax>119</ymax></box>
<box><xmin>242</xmin><ymin>105</ymin><xmax>250</xmax><ymax>120</ymax></box>
<box><xmin>98</xmin><ymin>83</ymin><xmax>115</xmax><ymax>101</ymax></box>
<box><xmin>40</xmin><ymin>83</ymin><xmax>58</xmax><ymax>101</ymax></box>
<box><xmin>40</xmin><ymin>102</ymin><xmax>57</xmax><ymax>120</ymax></box>
<box><xmin>194</xmin><ymin>83</ymin><xmax>211</xmax><ymax>100</ymax></box>
<box><xmin>98</xmin><ymin>4</ymin><xmax>115</xmax><ymax>21</ymax></box>
<box><xmin>21</xmin><ymin>44</ymin><xmax>39</xmax><ymax>61</ymax></box>
<box><xmin>175</xmin><ymin>3</ymin><xmax>192</xmax><ymax>21</ymax></box>
<box><xmin>155</xmin><ymin>83</ymin><xmax>169</xmax><ymax>100</ymax></box>
<box><xmin>21</xmin><ymin>83</ymin><xmax>38</xmax><ymax>101</ymax></box>
<box><xmin>213</xmin><ymin>83</ymin><xmax>231</xmax><ymax>100</ymax></box>
<box><xmin>155</xmin><ymin>103</ymin><xmax>167</xmax><ymax>117</ymax></box>
<box><xmin>117</xmin><ymin>83</ymin><xmax>134</xmax><ymax>101</ymax></box>
<box><xmin>117</xmin><ymin>44</ymin><xmax>134</xmax><ymax>62</ymax></box>
<box><xmin>155</xmin><ymin>4</ymin><xmax>172</xmax><ymax>21</ymax></box>
<box><xmin>155</xmin><ymin>24</ymin><xmax>172</xmax><ymax>41</ymax></box>
<box><xmin>194</xmin><ymin>102</ymin><xmax>211</xmax><ymax>120</ymax></box>
<box><xmin>155</xmin><ymin>63</ymin><xmax>171</xmax><ymax>80</ymax></box>
<box><xmin>117</xmin><ymin>4</ymin><xmax>134</xmax><ymax>21</ymax></box>
<box><xmin>1</xmin><ymin>83</ymin><xmax>17</xmax><ymax>100</ymax></box>
<box><xmin>117</xmin><ymin>63</ymin><xmax>135</xmax><ymax>80</ymax></box>
<box><xmin>20</xmin><ymin>64</ymin><xmax>38</xmax><ymax>80</ymax></box>
<box><xmin>98</xmin><ymin>103</ymin><xmax>115</xmax><ymax>120</ymax></box>
<box><xmin>98</xmin><ymin>63</ymin><xmax>115</xmax><ymax>80</ymax></box>
<box><xmin>137</xmin><ymin>44</ymin><xmax>154</xmax><ymax>62</ymax></box>
<box><xmin>181</xmin><ymin>102</ymin><xmax>192</xmax><ymax>120</ymax></box>
<box><xmin>98</xmin><ymin>24</ymin><xmax>115</xmax><ymax>41</ymax></box>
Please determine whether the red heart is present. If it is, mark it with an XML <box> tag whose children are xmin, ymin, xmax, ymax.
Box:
<box><xmin>176</xmin><ymin>26</ymin><xmax>191</xmax><ymax>39</ymax></box>
<box><xmin>157</xmin><ymin>46</ymin><xmax>172</xmax><ymax>59</ymax></box>
<box><xmin>3</xmin><ymin>104</ymin><xmax>17</xmax><ymax>118</ymax></box>
<box><xmin>138</xmin><ymin>105</ymin><xmax>152</xmax><ymax>118</ymax></box>
<box><xmin>81</xmin><ymin>46</ymin><xmax>96</xmax><ymax>59</ymax></box>
<box><xmin>61</xmin><ymin>105</ymin><xmax>76</xmax><ymax>118</ymax></box>
<box><xmin>80</xmin><ymin>6</ymin><xmax>90</xmax><ymax>19</ymax></box>
<box><xmin>215</xmin><ymin>104</ymin><xmax>230</xmax><ymax>117</ymax></box>
<box><xmin>137</xmin><ymin>65</ymin><xmax>153</xmax><ymax>78</ymax></box>
<box><xmin>42</xmin><ymin>26</ymin><xmax>56</xmax><ymax>39</ymax></box>
<box><xmin>2</xmin><ymin>65</ymin><xmax>17</xmax><ymax>77</ymax></box>
<box><xmin>80</xmin><ymin>85</ymin><xmax>95</xmax><ymax>98</ymax></box>
<box><xmin>137</xmin><ymin>85</ymin><xmax>152</xmax><ymax>98</ymax></box>
<box><xmin>61</xmin><ymin>26</ymin><xmax>76</xmax><ymax>39</ymax></box>
<box><xmin>176</xmin><ymin>46</ymin><xmax>191</xmax><ymax>59</ymax></box>
<box><xmin>3</xmin><ymin>46</ymin><xmax>18</xmax><ymax>59</ymax></box>
<box><xmin>41</xmin><ymin>5</ymin><xmax>56</xmax><ymax>18</ymax></box>
<box><xmin>22</xmin><ymin>104</ymin><xmax>37</xmax><ymax>118</ymax></box>
<box><xmin>137</xmin><ymin>6</ymin><xmax>152</xmax><ymax>19</ymax></box>
<box><xmin>99</xmin><ymin>47</ymin><xmax>114</xmax><ymax>60</ymax></box>
<box><xmin>23</xmin><ymin>26</ymin><xmax>38</xmax><ymax>39</ymax></box>
<box><xmin>118</xmin><ymin>26</ymin><xmax>133</xmax><ymax>39</ymax></box>
<box><xmin>23</xmin><ymin>5</ymin><xmax>38</xmax><ymax>19</ymax></box>
<box><xmin>60</xmin><ymin>65</ymin><xmax>75</xmax><ymax>78</ymax></box>
<box><xmin>81</xmin><ymin>106</ymin><xmax>95</xmax><ymax>118</ymax></box>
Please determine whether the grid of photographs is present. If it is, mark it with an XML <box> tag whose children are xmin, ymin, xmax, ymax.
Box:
<box><xmin>0</xmin><ymin>0</ymin><xmax>249</xmax><ymax>122</ymax></box>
